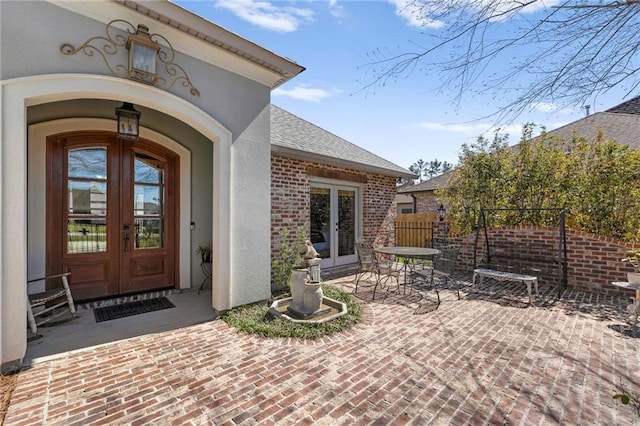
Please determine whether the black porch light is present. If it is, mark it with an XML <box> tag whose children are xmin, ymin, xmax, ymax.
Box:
<box><xmin>115</xmin><ymin>102</ymin><xmax>141</xmax><ymax>141</ymax></box>
<box><xmin>437</xmin><ymin>203</ymin><xmax>446</xmax><ymax>221</ymax></box>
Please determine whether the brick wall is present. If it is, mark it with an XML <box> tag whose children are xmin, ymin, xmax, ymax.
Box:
<box><xmin>414</xmin><ymin>192</ymin><xmax>439</xmax><ymax>213</ymax></box>
<box><xmin>437</xmin><ymin>224</ymin><xmax>637</xmax><ymax>296</ymax></box>
<box><xmin>271</xmin><ymin>154</ymin><xmax>397</xmax><ymax>261</ymax></box>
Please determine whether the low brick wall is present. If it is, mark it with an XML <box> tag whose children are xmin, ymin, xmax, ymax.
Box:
<box><xmin>436</xmin><ymin>224</ymin><xmax>637</xmax><ymax>296</ymax></box>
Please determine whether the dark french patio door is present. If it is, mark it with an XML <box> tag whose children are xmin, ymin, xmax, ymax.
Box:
<box><xmin>46</xmin><ymin>131</ymin><xmax>178</xmax><ymax>301</ymax></box>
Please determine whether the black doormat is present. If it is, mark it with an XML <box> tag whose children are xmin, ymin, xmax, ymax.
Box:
<box><xmin>93</xmin><ymin>297</ymin><xmax>175</xmax><ymax>323</ymax></box>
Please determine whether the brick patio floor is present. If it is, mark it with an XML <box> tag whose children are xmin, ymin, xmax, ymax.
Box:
<box><xmin>4</xmin><ymin>274</ymin><xmax>640</xmax><ymax>425</ymax></box>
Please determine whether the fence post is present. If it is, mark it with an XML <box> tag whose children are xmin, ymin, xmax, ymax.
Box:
<box><xmin>433</xmin><ymin>221</ymin><xmax>450</xmax><ymax>246</ymax></box>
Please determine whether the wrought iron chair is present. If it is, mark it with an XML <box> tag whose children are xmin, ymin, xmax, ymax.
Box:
<box><xmin>27</xmin><ymin>273</ymin><xmax>76</xmax><ymax>338</ymax></box>
<box><xmin>354</xmin><ymin>239</ymin><xmax>400</xmax><ymax>299</ymax></box>
<box><xmin>414</xmin><ymin>245</ymin><xmax>461</xmax><ymax>304</ymax></box>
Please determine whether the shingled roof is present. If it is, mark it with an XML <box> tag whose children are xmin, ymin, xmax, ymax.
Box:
<box><xmin>546</xmin><ymin>96</ymin><xmax>640</xmax><ymax>149</ymax></box>
<box><xmin>606</xmin><ymin>96</ymin><xmax>640</xmax><ymax>115</ymax></box>
<box><xmin>397</xmin><ymin>170</ymin><xmax>454</xmax><ymax>194</ymax></box>
<box><xmin>270</xmin><ymin>105</ymin><xmax>415</xmax><ymax>179</ymax></box>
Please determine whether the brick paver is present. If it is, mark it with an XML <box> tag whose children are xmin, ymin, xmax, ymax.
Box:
<box><xmin>5</xmin><ymin>275</ymin><xmax>640</xmax><ymax>425</ymax></box>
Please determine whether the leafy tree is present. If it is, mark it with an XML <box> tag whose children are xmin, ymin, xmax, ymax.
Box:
<box><xmin>365</xmin><ymin>1</ymin><xmax>640</xmax><ymax>122</ymax></box>
<box><xmin>441</xmin><ymin>129</ymin><xmax>511</xmax><ymax>231</ymax></box>
<box><xmin>439</xmin><ymin>124</ymin><xmax>640</xmax><ymax>242</ymax></box>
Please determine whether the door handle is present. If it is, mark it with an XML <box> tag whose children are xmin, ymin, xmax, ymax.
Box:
<box><xmin>123</xmin><ymin>224</ymin><xmax>130</xmax><ymax>252</ymax></box>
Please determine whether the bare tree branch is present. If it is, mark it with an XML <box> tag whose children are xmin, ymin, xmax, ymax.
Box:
<box><xmin>361</xmin><ymin>0</ymin><xmax>640</xmax><ymax>122</ymax></box>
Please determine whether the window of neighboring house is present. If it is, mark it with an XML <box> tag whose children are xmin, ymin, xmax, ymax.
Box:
<box><xmin>401</xmin><ymin>208</ymin><xmax>413</xmax><ymax>214</ymax></box>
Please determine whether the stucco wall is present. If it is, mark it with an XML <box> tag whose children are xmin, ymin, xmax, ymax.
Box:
<box><xmin>271</xmin><ymin>154</ymin><xmax>397</xmax><ymax>275</ymax></box>
<box><xmin>0</xmin><ymin>1</ymin><xmax>278</xmax><ymax>369</ymax></box>
<box><xmin>1</xmin><ymin>1</ymin><xmax>271</xmax><ymax>138</ymax></box>
<box><xmin>1</xmin><ymin>0</ymin><xmax>274</xmax><ymax>302</ymax></box>
<box><xmin>230</xmin><ymin>106</ymin><xmax>272</xmax><ymax>306</ymax></box>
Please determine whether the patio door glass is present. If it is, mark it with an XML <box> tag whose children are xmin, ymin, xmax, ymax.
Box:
<box><xmin>310</xmin><ymin>183</ymin><xmax>359</xmax><ymax>268</ymax></box>
<box><xmin>47</xmin><ymin>132</ymin><xmax>177</xmax><ymax>301</ymax></box>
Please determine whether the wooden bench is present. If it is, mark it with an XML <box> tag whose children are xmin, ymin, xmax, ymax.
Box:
<box><xmin>472</xmin><ymin>268</ymin><xmax>539</xmax><ymax>305</ymax></box>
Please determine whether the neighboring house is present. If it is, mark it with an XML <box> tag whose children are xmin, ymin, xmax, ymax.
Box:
<box><xmin>270</xmin><ymin>106</ymin><xmax>415</xmax><ymax>273</ymax></box>
<box><xmin>397</xmin><ymin>172</ymin><xmax>453</xmax><ymax>214</ymax></box>
<box><xmin>400</xmin><ymin>95</ymin><xmax>640</xmax><ymax>214</ymax></box>
<box><xmin>396</xmin><ymin>193</ymin><xmax>415</xmax><ymax>214</ymax></box>
<box><xmin>0</xmin><ymin>1</ymin><xmax>412</xmax><ymax>372</ymax></box>
<box><xmin>545</xmin><ymin>96</ymin><xmax>640</xmax><ymax>146</ymax></box>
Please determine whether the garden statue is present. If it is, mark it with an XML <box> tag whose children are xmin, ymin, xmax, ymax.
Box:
<box><xmin>301</xmin><ymin>240</ymin><xmax>319</xmax><ymax>260</ymax></box>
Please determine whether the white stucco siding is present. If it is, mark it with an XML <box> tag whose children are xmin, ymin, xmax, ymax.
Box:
<box><xmin>230</xmin><ymin>105</ymin><xmax>272</xmax><ymax>307</ymax></box>
<box><xmin>0</xmin><ymin>0</ymin><xmax>290</xmax><ymax>371</ymax></box>
<box><xmin>0</xmin><ymin>74</ymin><xmax>237</xmax><ymax>370</ymax></box>
<box><xmin>1</xmin><ymin>1</ymin><xmax>272</xmax><ymax>141</ymax></box>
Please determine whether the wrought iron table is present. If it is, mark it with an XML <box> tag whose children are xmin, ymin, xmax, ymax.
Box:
<box><xmin>374</xmin><ymin>246</ymin><xmax>440</xmax><ymax>293</ymax></box>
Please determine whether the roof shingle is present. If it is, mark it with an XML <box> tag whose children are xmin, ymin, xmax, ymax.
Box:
<box><xmin>270</xmin><ymin>105</ymin><xmax>415</xmax><ymax>178</ymax></box>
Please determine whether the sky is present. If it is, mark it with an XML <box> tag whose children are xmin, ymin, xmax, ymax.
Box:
<box><xmin>172</xmin><ymin>0</ymin><xmax>629</xmax><ymax>171</ymax></box>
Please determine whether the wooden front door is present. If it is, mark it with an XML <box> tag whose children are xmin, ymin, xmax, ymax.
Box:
<box><xmin>46</xmin><ymin>132</ymin><xmax>178</xmax><ymax>301</ymax></box>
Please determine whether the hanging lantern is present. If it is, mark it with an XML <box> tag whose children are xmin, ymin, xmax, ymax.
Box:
<box><xmin>115</xmin><ymin>102</ymin><xmax>141</xmax><ymax>141</ymax></box>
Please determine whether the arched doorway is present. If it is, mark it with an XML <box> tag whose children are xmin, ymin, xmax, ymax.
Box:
<box><xmin>46</xmin><ymin>131</ymin><xmax>178</xmax><ymax>300</ymax></box>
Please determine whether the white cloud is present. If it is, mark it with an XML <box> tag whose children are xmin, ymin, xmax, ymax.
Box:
<box><xmin>387</xmin><ymin>0</ymin><xmax>444</xmax><ymax>29</ymax></box>
<box><xmin>328</xmin><ymin>0</ymin><xmax>346</xmax><ymax>19</ymax></box>
<box><xmin>215</xmin><ymin>0</ymin><xmax>313</xmax><ymax>33</ymax></box>
<box><xmin>417</xmin><ymin>122</ymin><xmax>492</xmax><ymax>135</ymax></box>
<box><xmin>417</xmin><ymin>121</ymin><xmax>525</xmax><ymax>138</ymax></box>
<box><xmin>272</xmin><ymin>86</ymin><xmax>337</xmax><ymax>102</ymax></box>
<box><xmin>389</xmin><ymin>0</ymin><xmax>560</xmax><ymax>27</ymax></box>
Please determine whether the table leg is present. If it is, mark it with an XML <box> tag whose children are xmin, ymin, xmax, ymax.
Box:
<box><xmin>634</xmin><ymin>290</ymin><xmax>640</xmax><ymax>337</ymax></box>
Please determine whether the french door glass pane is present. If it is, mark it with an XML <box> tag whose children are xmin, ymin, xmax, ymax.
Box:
<box><xmin>134</xmin><ymin>218</ymin><xmax>163</xmax><ymax>249</ymax></box>
<box><xmin>133</xmin><ymin>152</ymin><xmax>164</xmax><ymax>249</ymax></box>
<box><xmin>134</xmin><ymin>185</ymin><xmax>162</xmax><ymax>215</ymax></box>
<box><xmin>310</xmin><ymin>187</ymin><xmax>331</xmax><ymax>259</ymax></box>
<box><xmin>67</xmin><ymin>148</ymin><xmax>108</xmax><ymax>254</ymax></box>
<box><xmin>338</xmin><ymin>190</ymin><xmax>356</xmax><ymax>256</ymax></box>
<box><xmin>67</xmin><ymin>218</ymin><xmax>107</xmax><ymax>254</ymax></box>
<box><xmin>134</xmin><ymin>153</ymin><xmax>163</xmax><ymax>184</ymax></box>
<box><xmin>68</xmin><ymin>148</ymin><xmax>107</xmax><ymax>179</ymax></box>
<box><xmin>68</xmin><ymin>181</ymin><xmax>107</xmax><ymax>215</ymax></box>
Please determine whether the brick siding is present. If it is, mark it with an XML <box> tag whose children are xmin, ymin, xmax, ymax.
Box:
<box><xmin>271</xmin><ymin>154</ymin><xmax>397</xmax><ymax>264</ymax></box>
<box><xmin>434</xmin><ymin>224</ymin><xmax>638</xmax><ymax>296</ymax></box>
<box><xmin>414</xmin><ymin>192</ymin><xmax>439</xmax><ymax>213</ymax></box>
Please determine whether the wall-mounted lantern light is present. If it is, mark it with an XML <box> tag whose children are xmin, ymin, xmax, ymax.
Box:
<box><xmin>127</xmin><ymin>24</ymin><xmax>160</xmax><ymax>85</ymax></box>
<box><xmin>437</xmin><ymin>203</ymin><xmax>446</xmax><ymax>222</ymax></box>
<box><xmin>115</xmin><ymin>102</ymin><xmax>141</xmax><ymax>141</ymax></box>
<box><xmin>61</xmin><ymin>20</ymin><xmax>200</xmax><ymax>96</ymax></box>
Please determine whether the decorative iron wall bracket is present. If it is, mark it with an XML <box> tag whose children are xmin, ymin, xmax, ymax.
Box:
<box><xmin>60</xmin><ymin>19</ymin><xmax>200</xmax><ymax>97</ymax></box>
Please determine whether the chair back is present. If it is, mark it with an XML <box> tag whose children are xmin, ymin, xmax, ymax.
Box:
<box><xmin>355</xmin><ymin>239</ymin><xmax>375</xmax><ymax>270</ymax></box>
<box><xmin>434</xmin><ymin>245</ymin><xmax>460</xmax><ymax>276</ymax></box>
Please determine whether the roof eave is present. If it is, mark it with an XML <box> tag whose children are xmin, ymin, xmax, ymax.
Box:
<box><xmin>271</xmin><ymin>146</ymin><xmax>416</xmax><ymax>179</ymax></box>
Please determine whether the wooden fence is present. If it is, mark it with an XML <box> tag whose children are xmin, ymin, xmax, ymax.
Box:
<box><xmin>396</xmin><ymin>213</ymin><xmax>437</xmax><ymax>247</ymax></box>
